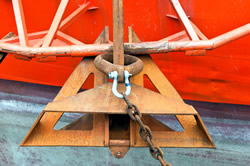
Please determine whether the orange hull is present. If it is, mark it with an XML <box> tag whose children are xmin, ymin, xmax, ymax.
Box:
<box><xmin>0</xmin><ymin>0</ymin><xmax>249</xmax><ymax>105</ymax></box>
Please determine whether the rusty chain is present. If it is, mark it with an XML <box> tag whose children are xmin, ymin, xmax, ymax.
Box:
<box><xmin>122</xmin><ymin>92</ymin><xmax>171</xmax><ymax>166</ymax></box>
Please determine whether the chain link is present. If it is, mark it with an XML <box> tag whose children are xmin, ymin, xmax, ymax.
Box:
<box><xmin>121</xmin><ymin>92</ymin><xmax>171</xmax><ymax>166</ymax></box>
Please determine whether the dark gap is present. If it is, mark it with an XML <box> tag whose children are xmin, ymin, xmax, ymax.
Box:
<box><xmin>0</xmin><ymin>53</ymin><xmax>7</xmax><ymax>64</ymax></box>
<box><xmin>109</xmin><ymin>114</ymin><xmax>130</xmax><ymax>140</ymax></box>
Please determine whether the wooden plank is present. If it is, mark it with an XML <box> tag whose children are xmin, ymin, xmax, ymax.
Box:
<box><xmin>170</xmin><ymin>0</ymin><xmax>199</xmax><ymax>41</ymax></box>
<box><xmin>165</xmin><ymin>8</ymin><xmax>206</xmax><ymax>55</ymax></box>
<box><xmin>33</xmin><ymin>39</ymin><xmax>44</xmax><ymax>48</ymax></box>
<box><xmin>0</xmin><ymin>31</ymin><xmax>47</xmax><ymax>44</ymax></box>
<box><xmin>42</xmin><ymin>0</ymin><xmax>69</xmax><ymax>47</ymax></box>
<box><xmin>60</xmin><ymin>2</ymin><xmax>90</xmax><ymax>31</ymax></box>
<box><xmin>56</xmin><ymin>31</ymin><xmax>85</xmax><ymax>45</ymax></box>
<box><xmin>34</xmin><ymin>2</ymin><xmax>89</xmax><ymax>48</ymax></box>
<box><xmin>12</xmin><ymin>0</ymin><xmax>29</xmax><ymax>46</ymax></box>
<box><xmin>166</xmin><ymin>14</ymin><xmax>208</xmax><ymax>41</ymax></box>
<box><xmin>113</xmin><ymin>0</ymin><xmax>124</xmax><ymax>65</ymax></box>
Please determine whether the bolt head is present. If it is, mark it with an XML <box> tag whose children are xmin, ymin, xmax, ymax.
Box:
<box><xmin>109</xmin><ymin>71</ymin><xmax>118</xmax><ymax>79</ymax></box>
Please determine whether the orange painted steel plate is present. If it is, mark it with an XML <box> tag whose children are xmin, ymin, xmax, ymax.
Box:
<box><xmin>0</xmin><ymin>0</ymin><xmax>250</xmax><ymax>105</ymax></box>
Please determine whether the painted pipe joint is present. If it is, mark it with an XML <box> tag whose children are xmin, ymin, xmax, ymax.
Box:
<box><xmin>109</xmin><ymin>70</ymin><xmax>132</xmax><ymax>98</ymax></box>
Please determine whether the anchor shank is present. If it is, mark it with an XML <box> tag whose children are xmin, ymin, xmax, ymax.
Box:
<box><xmin>113</xmin><ymin>0</ymin><xmax>124</xmax><ymax>65</ymax></box>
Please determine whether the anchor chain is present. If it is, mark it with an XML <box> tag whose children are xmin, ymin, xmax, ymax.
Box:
<box><xmin>122</xmin><ymin>92</ymin><xmax>171</xmax><ymax>166</ymax></box>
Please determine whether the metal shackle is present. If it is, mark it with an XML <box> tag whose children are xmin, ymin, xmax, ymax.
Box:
<box><xmin>109</xmin><ymin>70</ymin><xmax>132</xmax><ymax>98</ymax></box>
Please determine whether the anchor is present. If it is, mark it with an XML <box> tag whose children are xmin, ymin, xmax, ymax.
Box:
<box><xmin>20</xmin><ymin>0</ymin><xmax>216</xmax><ymax>165</ymax></box>
<box><xmin>0</xmin><ymin>0</ymin><xmax>248</xmax><ymax>165</ymax></box>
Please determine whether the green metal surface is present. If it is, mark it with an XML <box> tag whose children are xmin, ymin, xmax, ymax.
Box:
<box><xmin>0</xmin><ymin>96</ymin><xmax>250</xmax><ymax>166</ymax></box>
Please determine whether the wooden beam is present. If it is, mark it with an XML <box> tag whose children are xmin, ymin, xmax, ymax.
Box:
<box><xmin>56</xmin><ymin>31</ymin><xmax>85</xmax><ymax>45</ymax></box>
<box><xmin>166</xmin><ymin>14</ymin><xmax>208</xmax><ymax>41</ymax></box>
<box><xmin>33</xmin><ymin>39</ymin><xmax>45</xmax><ymax>48</ymax></box>
<box><xmin>34</xmin><ymin>2</ymin><xmax>89</xmax><ymax>48</ymax></box>
<box><xmin>169</xmin><ymin>0</ymin><xmax>206</xmax><ymax>55</ymax></box>
<box><xmin>12</xmin><ymin>0</ymin><xmax>29</xmax><ymax>46</ymax></box>
<box><xmin>42</xmin><ymin>0</ymin><xmax>69</xmax><ymax>47</ymax></box>
<box><xmin>60</xmin><ymin>2</ymin><xmax>90</xmax><ymax>31</ymax></box>
<box><xmin>170</xmin><ymin>0</ymin><xmax>199</xmax><ymax>41</ymax></box>
<box><xmin>166</xmin><ymin>14</ymin><xmax>190</xmax><ymax>19</ymax></box>
<box><xmin>113</xmin><ymin>0</ymin><xmax>124</xmax><ymax>65</ymax></box>
<box><xmin>0</xmin><ymin>31</ymin><xmax>47</xmax><ymax>44</ymax></box>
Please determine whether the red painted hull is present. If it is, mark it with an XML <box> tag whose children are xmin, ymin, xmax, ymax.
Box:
<box><xmin>0</xmin><ymin>0</ymin><xmax>249</xmax><ymax>105</ymax></box>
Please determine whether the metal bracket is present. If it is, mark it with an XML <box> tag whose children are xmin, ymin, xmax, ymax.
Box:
<box><xmin>21</xmin><ymin>54</ymin><xmax>215</xmax><ymax>151</ymax></box>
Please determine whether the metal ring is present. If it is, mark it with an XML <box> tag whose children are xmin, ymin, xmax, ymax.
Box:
<box><xmin>139</xmin><ymin>125</ymin><xmax>153</xmax><ymax>141</ymax></box>
<box><xmin>94</xmin><ymin>53</ymin><xmax>144</xmax><ymax>82</ymax></box>
<box><xmin>126</xmin><ymin>104</ymin><xmax>141</xmax><ymax>120</ymax></box>
<box><xmin>149</xmin><ymin>146</ymin><xmax>164</xmax><ymax>160</ymax></box>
